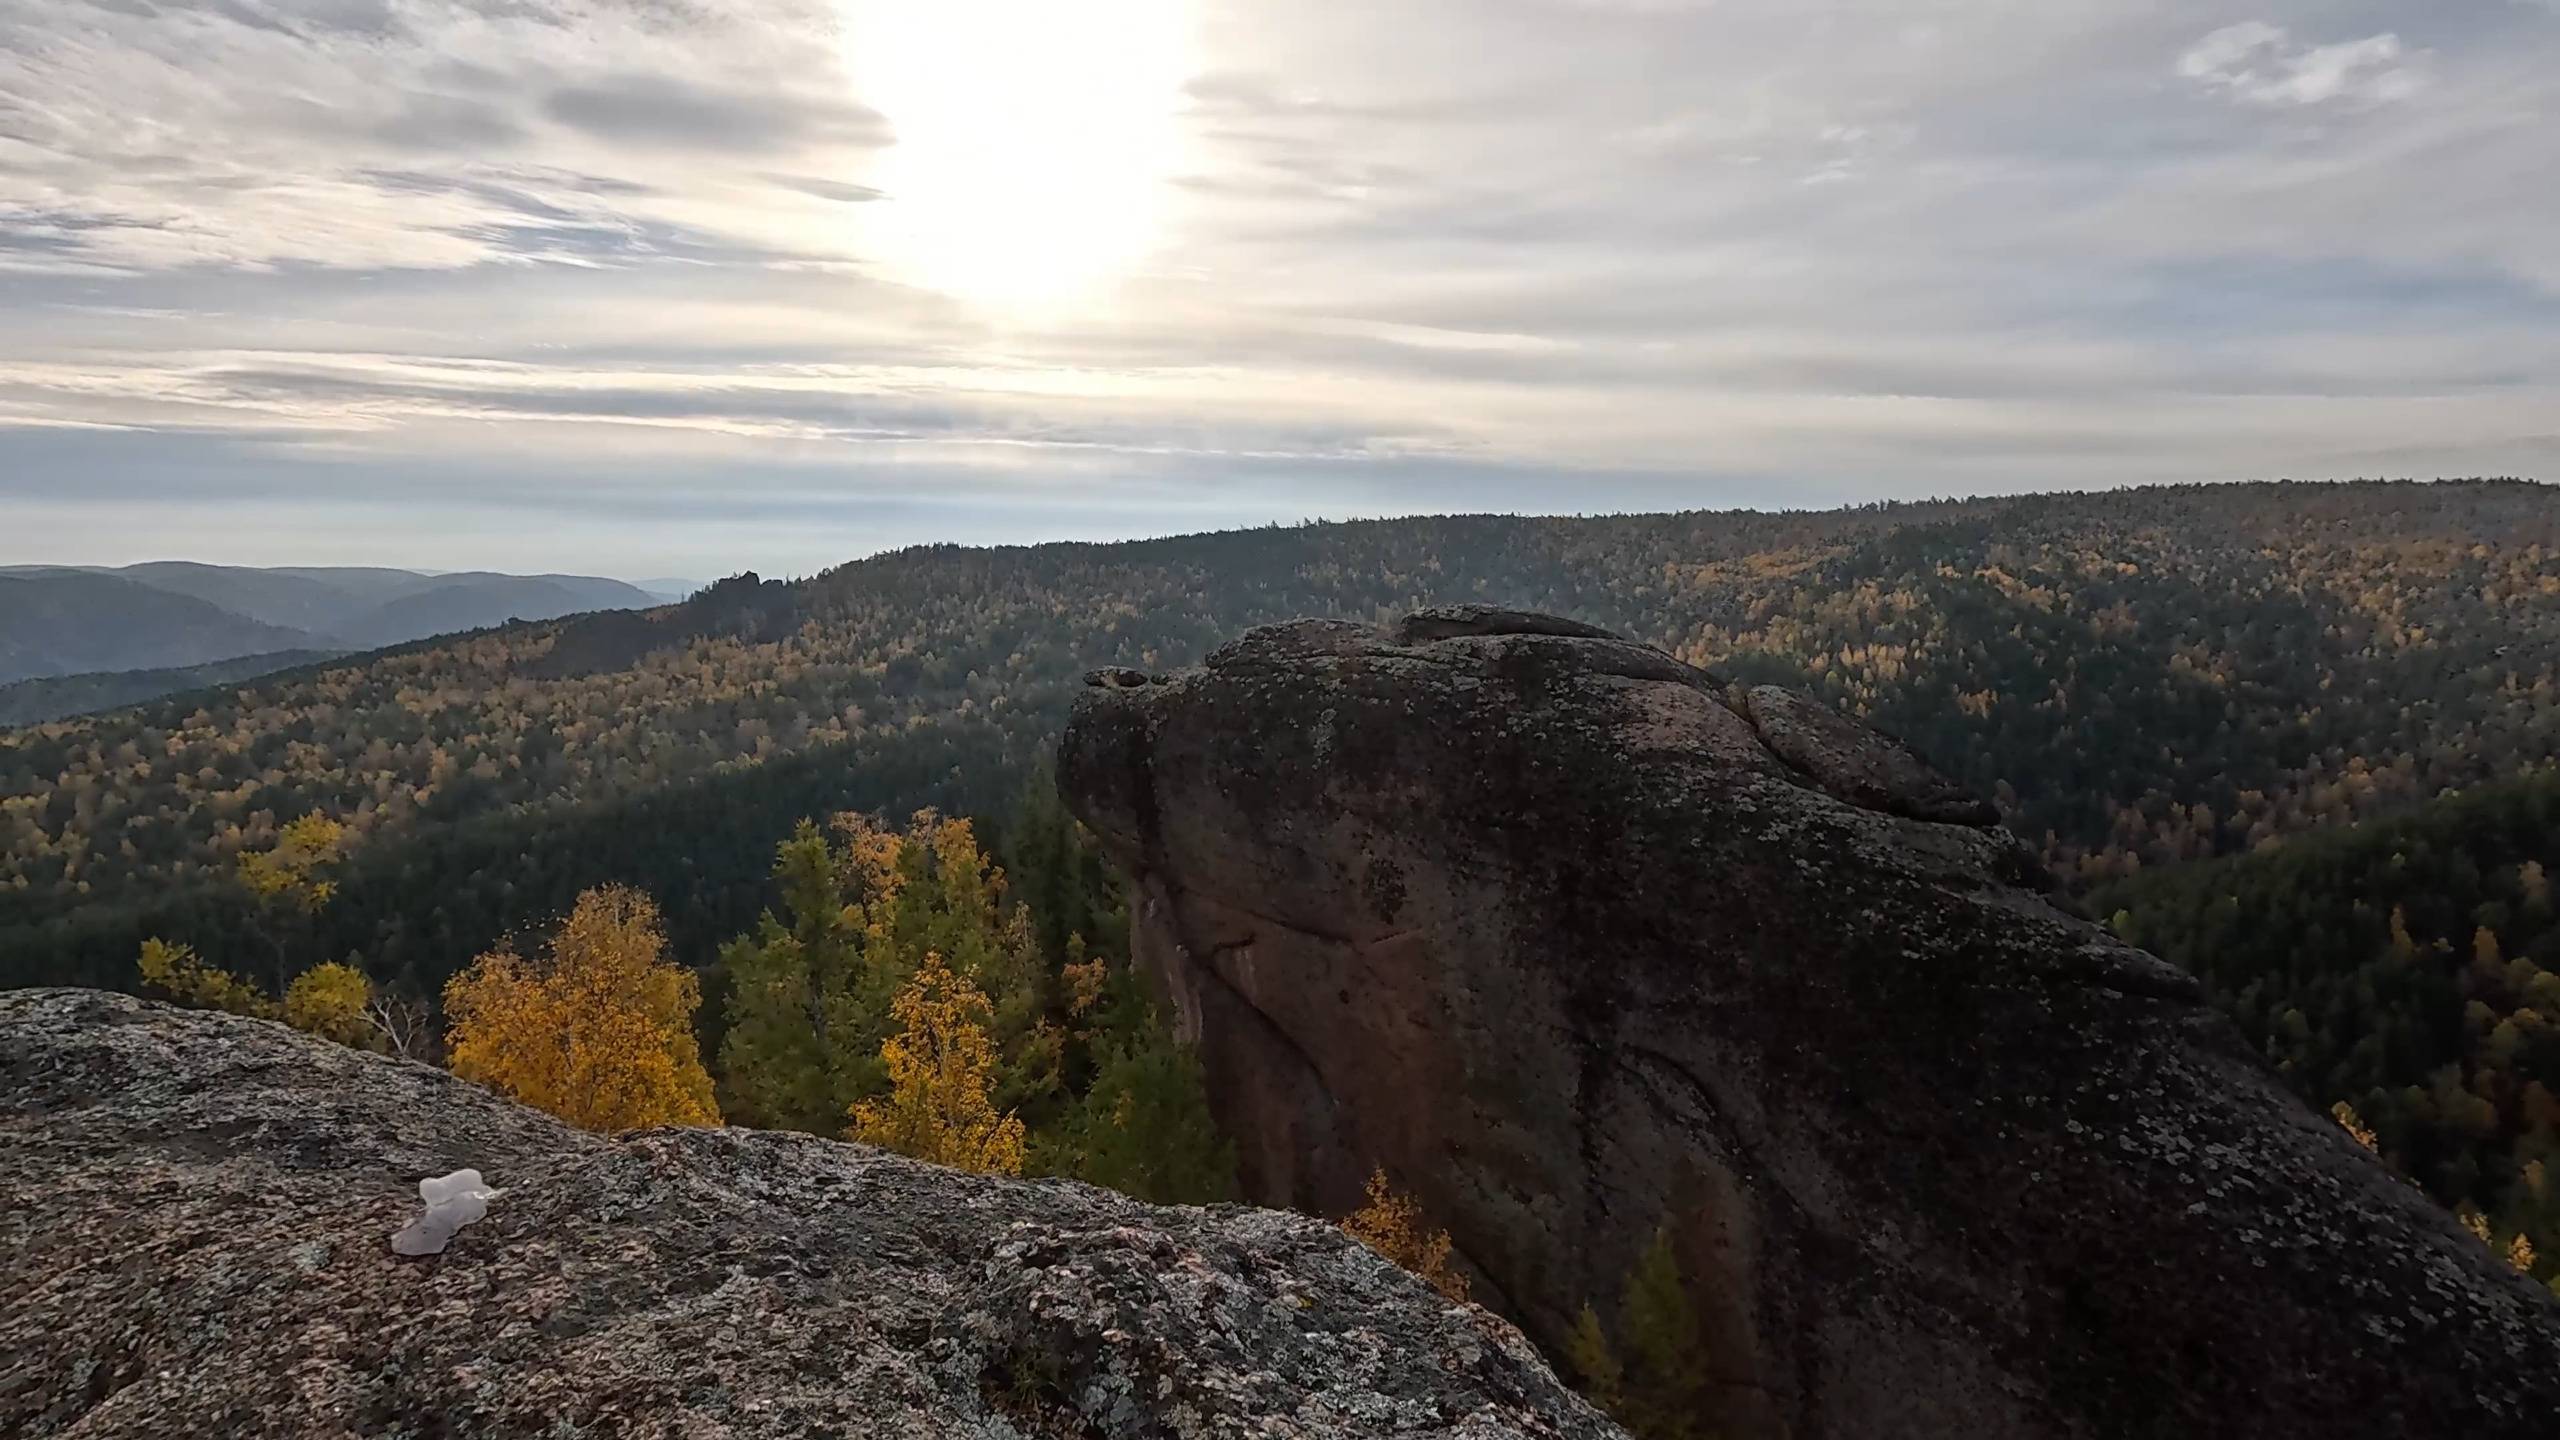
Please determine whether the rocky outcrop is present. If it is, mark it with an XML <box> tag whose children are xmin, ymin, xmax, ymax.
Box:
<box><xmin>0</xmin><ymin>987</ymin><xmax>1618</xmax><ymax>1439</ymax></box>
<box><xmin>1059</xmin><ymin>605</ymin><xmax>2560</xmax><ymax>1440</ymax></box>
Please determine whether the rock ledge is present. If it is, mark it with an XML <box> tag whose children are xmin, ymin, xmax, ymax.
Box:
<box><xmin>0</xmin><ymin>987</ymin><xmax>1617</xmax><ymax>1439</ymax></box>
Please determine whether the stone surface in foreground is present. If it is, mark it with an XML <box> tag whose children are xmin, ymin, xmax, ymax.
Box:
<box><xmin>0</xmin><ymin>986</ymin><xmax>1618</xmax><ymax>1440</ymax></box>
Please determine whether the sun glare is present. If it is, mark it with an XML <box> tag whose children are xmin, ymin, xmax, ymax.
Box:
<box><xmin>844</xmin><ymin>0</ymin><xmax>1193</xmax><ymax>312</ymax></box>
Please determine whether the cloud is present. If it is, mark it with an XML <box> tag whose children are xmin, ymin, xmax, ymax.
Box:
<box><xmin>365</xmin><ymin>90</ymin><xmax>528</xmax><ymax>151</ymax></box>
<box><xmin>2178</xmin><ymin>22</ymin><xmax>2424</xmax><ymax>108</ymax></box>
<box><xmin>542</xmin><ymin>73</ymin><xmax>888</xmax><ymax>152</ymax></box>
<box><xmin>762</xmin><ymin>174</ymin><xmax>885</xmax><ymax>204</ymax></box>
<box><xmin>0</xmin><ymin>0</ymin><xmax>882</xmax><ymax>273</ymax></box>
<box><xmin>0</xmin><ymin>0</ymin><xmax>2556</xmax><ymax>572</ymax></box>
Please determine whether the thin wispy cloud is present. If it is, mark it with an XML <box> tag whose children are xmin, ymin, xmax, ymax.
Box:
<box><xmin>1</xmin><ymin>0</ymin><xmax>2554</xmax><ymax>573</ymax></box>
<box><xmin>2178</xmin><ymin>23</ymin><xmax>2423</xmax><ymax>109</ymax></box>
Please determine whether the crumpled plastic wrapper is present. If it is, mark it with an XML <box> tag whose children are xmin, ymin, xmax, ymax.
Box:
<box><xmin>390</xmin><ymin>1168</ymin><xmax>502</xmax><ymax>1257</ymax></box>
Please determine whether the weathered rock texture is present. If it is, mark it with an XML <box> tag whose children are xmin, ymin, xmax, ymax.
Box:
<box><xmin>0</xmin><ymin>987</ymin><xmax>1619</xmax><ymax>1439</ymax></box>
<box><xmin>1058</xmin><ymin>605</ymin><xmax>2560</xmax><ymax>1440</ymax></box>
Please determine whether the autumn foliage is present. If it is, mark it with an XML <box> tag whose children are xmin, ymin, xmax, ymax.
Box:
<box><xmin>281</xmin><ymin>960</ymin><xmax>375</xmax><ymax>1047</ymax></box>
<box><xmin>1342</xmin><ymin>1167</ymin><xmax>1470</xmax><ymax>1302</ymax></box>
<box><xmin>720</xmin><ymin>811</ymin><xmax>1041</xmax><ymax>1133</ymax></box>
<box><xmin>236</xmin><ymin>813</ymin><xmax>345</xmax><ymax>913</ymax></box>
<box><xmin>718</xmin><ymin>801</ymin><xmax>1228</xmax><ymax>1196</ymax></box>
<box><xmin>26</xmin><ymin>481</ymin><xmax>2560</xmax><ymax>1011</ymax></box>
<box><xmin>236</xmin><ymin>813</ymin><xmax>346</xmax><ymax>988</ymax></box>
<box><xmin>133</xmin><ymin>817</ymin><xmax>431</xmax><ymax>1058</ymax></box>
<box><xmin>849</xmin><ymin>951</ymin><xmax>1026</xmax><ymax>1174</ymax></box>
<box><xmin>137</xmin><ymin>937</ymin><xmax>272</xmax><ymax>1017</ymax></box>
<box><xmin>443</xmin><ymin>884</ymin><xmax>719</xmax><ymax>1131</ymax></box>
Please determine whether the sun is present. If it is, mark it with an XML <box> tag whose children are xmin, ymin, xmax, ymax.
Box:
<box><xmin>842</xmin><ymin>0</ymin><xmax>1194</xmax><ymax>312</ymax></box>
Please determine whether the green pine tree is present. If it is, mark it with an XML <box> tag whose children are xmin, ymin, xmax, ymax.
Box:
<box><xmin>1036</xmin><ymin>1027</ymin><xmax>1235</xmax><ymax>1204</ymax></box>
<box><xmin>1621</xmin><ymin>1227</ymin><xmax>1714</xmax><ymax>1440</ymax></box>
<box><xmin>1563</xmin><ymin>1301</ymin><xmax>1625</xmax><ymax>1416</ymax></box>
<box><xmin>718</xmin><ymin>821</ymin><xmax>897</xmax><ymax>1131</ymax></box>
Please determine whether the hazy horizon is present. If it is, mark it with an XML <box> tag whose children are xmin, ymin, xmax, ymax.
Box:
<box><xmin>5</xmin><ymin>475</ymin><xmax>2545</xmax><ymax>582</ymax></box>
<box><xmin>7</xmin><ymin>0</ymin><xmax>2558</xmax><ymax>574</ymax></box>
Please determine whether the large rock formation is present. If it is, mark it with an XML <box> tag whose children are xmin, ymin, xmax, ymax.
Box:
<box><xmin>1059</xmin><ymin>606</ymin><xmax>2560</xmax><ymax>1440</ymax></box>
<box><xmin>0</xmin><ymin>987</ymin><xmax>1618</xmax><ymax>1439</ymax></box>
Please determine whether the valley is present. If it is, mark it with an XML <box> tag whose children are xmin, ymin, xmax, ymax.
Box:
<box><xmin>9</xmin><ymin>478</ymin><xmax>2560</xmax><ymax>1436</ymax></box>
<box><xmin>10</xmin><ymin>480</ymin><xmax>2560</xmax><ymax>992</ymax></box>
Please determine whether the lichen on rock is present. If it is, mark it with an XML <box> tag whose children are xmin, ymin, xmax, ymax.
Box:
<box><xmin>1059</xmin><ymin>606</ymin><xmax>2560</xmax><ymax>1440</ymax></box>
<box><xmin>0</xmin><ymin>987</ymin><xmax>1620</xmax><ymax>1439</ymax></box>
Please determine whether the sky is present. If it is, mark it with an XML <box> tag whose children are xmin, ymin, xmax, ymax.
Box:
<box><xmin>2</xmin><ymin>0</ymin><xmax>2555</xmax><ymax>578</ymax></box>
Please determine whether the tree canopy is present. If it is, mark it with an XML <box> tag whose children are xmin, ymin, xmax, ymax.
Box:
<box><xmin>2100</xmin><ymin>768</ymin><xmax>2560</xmax><ymax>1291</ymax></box>
<box><xmin>443</xmin><ymin>884</ymin><xmax>721</xmax><ymax>1132</ymax></box>
<box><xmin>16</xmin><ymin>481</ymin><xmax>2560</xmax><ymax>1001</ymax></box>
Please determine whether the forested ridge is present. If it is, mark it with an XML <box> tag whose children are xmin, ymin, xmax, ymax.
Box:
<box><xmin>13</xmin><ymin>477</ymin><xmax>2560</xmax><ymax>1415</ymax></box>
<box><xmin>0</xmin><ymin>648</ymin><xmax>345</xmax><ymax>728</ymax></box>
<box><xmin>9</xmin><ymin>478</ymin><xmax>2560</xmax><ymax>1000</ymax></box>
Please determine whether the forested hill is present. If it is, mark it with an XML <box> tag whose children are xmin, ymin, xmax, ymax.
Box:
<box><xmin>2097</xmin><ymin>769</ymin><xmax>2560</xmax><ymax>1278</ymax></box>
<box><xmin>8</xmin><ymin>478</ymin><xmax>2560</xmax><ymax>999</ymax></box>
<box><xmin>0</xmin><ymin>563</ymin><xmax>656</xmax><ymax>685</ymax></box>
<box><xmin>0</xmin><ymin>649</ymin><xmax>346</xmax><ymax>728</ymax></box>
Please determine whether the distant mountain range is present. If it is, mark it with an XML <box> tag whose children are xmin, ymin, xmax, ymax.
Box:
<box><xmin>0</xmin><ymin>562</ymin><xmax>661</xmax><ymax>698</ymax></box>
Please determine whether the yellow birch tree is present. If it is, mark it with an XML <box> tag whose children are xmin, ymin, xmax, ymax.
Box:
<box><xmin>282</xmin><ymin>961</ymin><xmax>376</xmax><ymax>1048</ymax></box>
<box><xmin>1342</xmin><ymin>1167</ymin><xmax>1470</xmax><ymax>1301</ymax></box>
<box><xmin>138</xmin><ymin>938</ymin><xmax>273</xmax><ymax>1018</ymax></box>
<box><xmin>849</xmin><ymin>950</ymin><xmax>1026</xmax><ymax>1174</ymax></box>
<box><xmin>444</xmin><ymin>885</ymin><xmax>720</xmax><ymax>1131</ymax></box>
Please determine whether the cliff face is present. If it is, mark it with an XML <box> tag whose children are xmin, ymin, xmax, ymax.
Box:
<box><xmin>1058</xmin><ymin>606</ymin><xmax>2560</xmax><ymax>1440</ymax></box>
<box><xmin>0</xmin><ymin>987</ymin><xmax>1617</xmax><ymax>1439</ymax></box>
